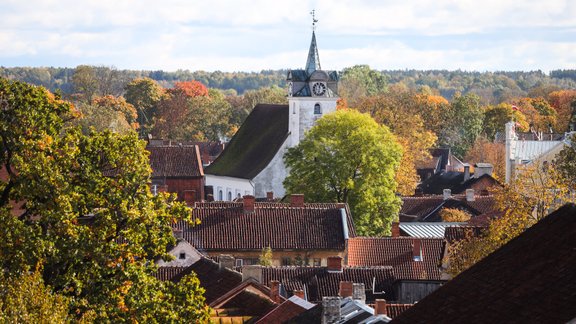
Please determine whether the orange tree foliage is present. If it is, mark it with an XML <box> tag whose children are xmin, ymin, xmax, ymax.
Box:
<box><xmin>513</xmin><ymin>97</ymin><xmax>557</xmax><ymax>132</ymax></box>
<box><xmin>548</xmin><ymin>89</ymin><xmax>576</xmax><ymax>131</ymax></box>
<box><xmin>173</xmin><ymin>80</ymin><xmax>209</xmax><ymax>98</ymax></box>
<box><xmin>355</xmin><ymin>90</ymin><xmax>436</xmax><ymax>196</ymax></box>
<box><xmin>464</xmin><ymin>136</ymin><xmax>506</xmax><ymax>181</ymax></box>
<box><xmin>446</xmin><ymin>163</ymin><xmax>574</xmax><ymax>277</ymax></box>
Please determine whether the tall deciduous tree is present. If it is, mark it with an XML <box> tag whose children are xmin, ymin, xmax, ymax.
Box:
<box><xmin>556</xmin><ymin>133</ymin><xmax>576</xmax><ymax>189</ymax></box>
<box><xmin>125</xmin><ymin>77</ymin><xmax>164</xmax><ymax>135</ymax></box>
<box><xmin>482</xmin><ymin>103</ymin><xmax>528</xmax><ymax>140</ymax></box>
<box><xmin>0</xmin><ymin>78</ymin><xmax>210</xmax><ymax>322</ymax></box>
<box><xmin>339</xmin><ymin>65</ymin><xmax>388</xmax><ymax>108</ymax></box>
<box><xmin>283</xmin><ymin>110</ymin><xmax>402</xmax><ymax>236</ymax></box>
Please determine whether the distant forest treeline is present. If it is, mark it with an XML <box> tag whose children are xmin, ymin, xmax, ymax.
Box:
<box><xmin>2</xmin><ymin>66</ymin><xmax>576</xmax><ymax>104</ymax></box>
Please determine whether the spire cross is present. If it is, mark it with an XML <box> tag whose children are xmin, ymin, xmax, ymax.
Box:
<box><xmin>310</xmin><ymin>10</ymin><xmax>318</xmax><ymax>31</ymax></box>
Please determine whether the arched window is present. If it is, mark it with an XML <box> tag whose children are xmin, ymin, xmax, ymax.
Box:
<box><xmin>218</xmin><ymin>190</ymin><xmax>223</xmax><ymax>201</ymax></box>
<box><xmin>314</xmin><ymin>103</ymin><xmax>321</xmax><ymax>114</ymax></box>
<box><xmin>227</xmin><ymin>191</ymin><xmax>232</xmax><ymax>201</ymax></box>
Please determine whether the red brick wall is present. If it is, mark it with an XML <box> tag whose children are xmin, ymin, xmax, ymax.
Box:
<box><xmin>163</xmin><ymin>177</ymin><xmax>205</xmax><ymax>202</ymax></box>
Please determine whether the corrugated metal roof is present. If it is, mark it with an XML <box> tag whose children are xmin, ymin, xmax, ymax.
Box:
<box><xmin>513</xmin><ymin>140</ymin><xmax>563</xmax><ymax>161</ymax></box>
<box><xmin>399</xmin><ymin>222</ymin><xmax>465</xmax><ymax>238</ymax></box>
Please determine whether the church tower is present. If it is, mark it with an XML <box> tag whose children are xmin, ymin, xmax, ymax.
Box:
<box><xmin>287</xmin><ymin>11</ymin><xmax>339</xmax><ymax>147</ymax></box>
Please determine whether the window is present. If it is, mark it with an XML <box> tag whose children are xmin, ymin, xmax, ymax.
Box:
<box><xmin>313</xmin><ymin>258</ymin><xmax>321</xmax><ymax>267</ymax></box>
<box><xmin>281</xmin><ymin>257</ymin><xmax>291</xmax><ymax>266</ymax></box>
<box><xmin>235</xmin><ymin>259</ymin><xmax>244</xmax><ymax>267</ymax></box>
<box><xmin>218</xmin><ymin>190</ymin><xmax>223</xmax><ymax>201</ymax></box>
<box><xmin>179</xmin><ymin>252</ymin><xmax>186</xmax><ymax>260</ymax></box>
<box><xmin>293</xmin><ymin>103</ymin><xmax>296</xmax><ymax>114</ymax></box>
<box><xmin>227</xmin><ymin>191</ymin><xmax>232</xmax><ymax>201</ymax></box>
<box><xmin>314</xmin><ymin>103</ymin><xmax>322</xmax><ymax>114</ymax></box>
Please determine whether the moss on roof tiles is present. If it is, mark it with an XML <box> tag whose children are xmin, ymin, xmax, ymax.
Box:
<box><xmin>206</xmin><ymin>104</ymin><xmax>289</xmax><ymax>179</ymax></box>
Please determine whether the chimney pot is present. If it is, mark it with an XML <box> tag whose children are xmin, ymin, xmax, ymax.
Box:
<box><xmin>266</xmin><ymin>191</ymin><xmax>274</xmax><ymax>201</ymax></box>
<box><xmin>466</xmin><ymin>189</ymin><xmax>475</xmax><ymax>201</ymax></box>
<box><xmin>327</xmin><ymin>256</ymin><xmax>343</xmax><ymax>272</ymax></box>
<box><xmin>243</xmin><ymin>195</ymin><xmax>255</xmax><ymax>213</ymax></box>
<box><xmin>290</xmin><ymin>194</ymin><xmax>304</xmax><ymax>207</ymax></box>
<box><xmin>338</xmin><ymin>281</ymin><xmax>353</xmax><ymax>298</ymax></box>
<box><xmin>374</xmin><ymin>299</ymin><xmax>387</xmax><ymax>316</ymax></box>
<box><xmin>443</xmin><ymin>189</ymin><xmax>452</xmax><ymax>200</ymax></box>
<box><xmin>391</xmin><ymin>222</ymin><xmax>400</xmax><ymax>237</ymax></box>
<box><xmin>463</xmin><ymin>164</ymin><xmax>471</xmax><ymax>182</ymax></box>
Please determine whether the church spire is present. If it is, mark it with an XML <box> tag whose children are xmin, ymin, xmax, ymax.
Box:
<box><xmin>305</xmin><ymin>10</ymin><xmax>321</xmax><ymax>75</ymax></box>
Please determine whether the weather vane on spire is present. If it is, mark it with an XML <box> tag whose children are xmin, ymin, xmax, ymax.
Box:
<box><xmin>310</xmin><ymin>9</ymin><xmax>318</xmax><ymax>31</ymax></box>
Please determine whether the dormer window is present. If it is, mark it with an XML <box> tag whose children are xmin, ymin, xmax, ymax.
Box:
<box><xmin>179</xmin><ymin>252</ymin><xmax>186</xmax><ymax>260</ymax></box>
<box><xmin>314</xmin><ymin>103</ymin><xmax>322</xmax><ymax>115</ymax></box>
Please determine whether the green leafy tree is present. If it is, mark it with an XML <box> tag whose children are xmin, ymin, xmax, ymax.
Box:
<box><xmin>72</xmin><ymin>65</ymin><xmax>98</xmax><ymax>102</ymax></box>
<box><xmin>0</xmin><ymin>270</ymin><xmax>74</xmax><ymax>323</ymax></box>
<box><xmin>124</xmin><ymin>77</ymin><xmax>164</xmax><ymax>136</ymax></box>
<box><xmin>339</xmin><ymin>65</ymin><xmax>389</xmax><ymax>108</ymax></box>
<box><xmin>284</xmin><ymin>110</ymin><xmax>402</xmax><ymax>236</ymax></box>
<box><xmin>556</xmin><ymin>133</ymin><xmax>576</xmax><ymax>189</ymax></box>
<box><xmin>258</xmin><ymin>246</ymin><xmax>273</xmax><ymax>266</ymax></box>
<box><xmin>226</xmin><ymin>85</ymin><xmax>287</xmax><ymax>129</ymax></box>
<box><xmin>0</xmin><ymin>78</ymin><xmax>210</xmax><ymax>322</ymax></box>
<box><xmin>483</xmin><ymin>103</ymin><xmax>528</xmax><ymax>140</ymax></box>
<box><xmin>437</xmin><ymin>93</ymin><xmax>484</xmax><ymax>158</ymax></box>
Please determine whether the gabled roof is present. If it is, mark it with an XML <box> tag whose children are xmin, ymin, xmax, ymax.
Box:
<box><xmin>210</xmin><ymin>277</ymin><xmax>283</xmax><ymax>310</ymax></box>
<box><xmin>418</xmin><ymin>171</ymin><xmax>499</xmax><ymax>195</ymax></box>
<box><xmin>261</xmin><ymin>266</ymin><xmax>395</xmax><ymax>303</ymax></box>
<box><xmin>177</xmin><ymin>202</ymin><xmax>355</xmax><ymax>251</ymax></box>
<box><xmin>147</xmin><ymin>144</ymin><xmax>204</xmax><ymax>177</ymax></box>
<box><xmin>154</xmin><ymin>257</ymin><xmax>242</xmax><ymax>304</ymax></box>
<box><xmin>347</xmin><ymin>237</ymin><xmax>444</xmax><ymax>281</ymax></box>
<box><xmin>256</xmin><ymin>295</ymin><xmax>315</xmax><ymax>324</ymax></box>
<box><xmin>400</xmin><ymin>194</ymin><xmax>497</xmax><ymax>222</ymax></box>
<box><xmin>391</xmin><ymin>203</ymin><xmax>576</xmax><ymax>324</ymax></box>
<box><xmin>205</xmin><ymin>104</ymin><xmax>289</xmax><ymax>179</ymax></box>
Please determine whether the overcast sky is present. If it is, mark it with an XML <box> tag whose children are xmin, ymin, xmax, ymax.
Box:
<box><xmin>1</xmin><ymin>0</ymin><xmax>575</xmax><ymax>73</ymax></box>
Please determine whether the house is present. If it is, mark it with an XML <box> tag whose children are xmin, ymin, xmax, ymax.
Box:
<box><xmin>505</xmin><ymin>121</ymin><xmax>574</xmax><ymax>183</ymax></box>
<box><xmin>417</xmin><ymin>163</ymin><xmax>499</xmax><ymax>195</ymax></box>
<box><xmin>391</xmin><ymin>203</ymin><xmax>576</xmax><ymax>324</ymax></box>
<box><xmin>175</xmin><ymin>195</ymin><xmax>355</xmax><ymax>266</ymax></box>
<box><xmin>416</xmin><ymin>148</ymin><xmax>465</xmax><ymax>182</ymax></box>
<box><xmin>205</xmin><ymin>25</ymin><xmax>339</xmax><ymax>199</ymax></box>
<box><xmin>256</xmin><ymin>295</ymin><xmax>315</xmax><ymax>324</ymax></box>
<box><xmin>347</xmin><ymin>237</ymin><xmax>445</xmax><ymax>304</ymax></box>
<box><xmin>400</xmin><ymin>192</ymin><xmax>497</xmax><ymax>222</ymax></box>
<box><xmin>146</xmin><ymin>144</ymin><xmax>205</xmax><ymax>203</ymax></box>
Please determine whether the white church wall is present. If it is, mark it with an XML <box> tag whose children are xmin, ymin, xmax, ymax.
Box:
<box><xmin>205</xmin><ymin>174</ymin><xmax>253</xmax><ymax>201</ymax></box>
<box><xmin>252</xmin><ymin>138</ymin><xmax>291</xmax><ymax>198</ymax></box>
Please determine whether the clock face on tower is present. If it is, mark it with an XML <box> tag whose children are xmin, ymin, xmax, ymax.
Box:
<box><xmin>312</xmin><ymin>82</ymin><xmax>327</xmax><ymax>96</ymax></box>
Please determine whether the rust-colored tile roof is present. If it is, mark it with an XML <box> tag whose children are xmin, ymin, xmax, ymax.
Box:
<box><xmin>386</xmin><ymin>304</ymin><xmax>413</xmax><ymax>319</ymax></box>
<box><xmin>256</xmin><ymin>296</ymin><xmax>315</xmax><ymax>324</ymax></box>
<box><xmin>400</xmin><ymin>194</ymin><xmax>497</xmax><ymax>222</ymax></box>
<box><xmin>261</xmin><ymin>266</ymin><xmax>395</xmax><ymax>303</ymax></box>
<box><xmin>443</xmin><ymin>226</ymin><xmax>486</xmax><ymax>243</ymax></box>
<box><xmin>347</xmin><ymin>237</ymin><xmax>444</xmax><ymax>281</ymax></box>
<box><xmin>154</xmin><ymin>258</ymin><xmax>242</xmax><ymax>304</ymax></box>
<box><xmin>179</xmin><ymin>202</ymin><xmax>354</xmax><ymax>251</ymax></box>
<box><xmin>147</xmin><ymin>145</ymin><xmax>203</xmax><ymax>178</ymax></box>
<box><xmin>391</xmin><ymin>203</ymin><xmax>576</xmax><ymax>324</ymax></box>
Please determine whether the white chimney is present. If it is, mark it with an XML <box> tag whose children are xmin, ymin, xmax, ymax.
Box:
<box><xmin>466</xmin><ymin>189</ymin><xmax>475</xmax><ymax>201</ymax></box>
<box><xmin>443</xmin><ymin>189</ymin><xmax>452</xmax><ymax>200</ymax></box>
<box><xmin>474</xmin><ymin>163</ymin><xmax>494</xmax><ymax>178</ymax></box>
<box><xmin>463</xmin><ymin>164</ymin><xmax>470</xmax><ymax>182</ymax></box>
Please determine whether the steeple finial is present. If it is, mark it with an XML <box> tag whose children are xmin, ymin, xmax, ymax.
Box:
<box><xmin>310</xmin><ymin>9</ymin><xmax>318</xmax><ymax>31</ymax></box>
<box><xmin>305</xmin><ymin>10</ymin><xmax>321</xmax><ymax>75</ymax></box>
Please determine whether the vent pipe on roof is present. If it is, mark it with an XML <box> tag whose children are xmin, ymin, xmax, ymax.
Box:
<box><xmin>466</xmin><ymin>189</ymin><xmax>475</xmax><ymax>202</ymax></box>
<box><xmin>463</xmin><ymin>164</ymin><xmax>471</xmax><ymax>182</ymax></box>
<box><xmin>340</xmin><ymin>208</ymin><xmax>349</xmax><ymax>240</ymax></box>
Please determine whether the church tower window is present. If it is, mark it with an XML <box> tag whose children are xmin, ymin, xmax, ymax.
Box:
<box><xmin>314</xmin><ymin>103</ymin><xmax>322</xmax><ymax>114</ymax></box>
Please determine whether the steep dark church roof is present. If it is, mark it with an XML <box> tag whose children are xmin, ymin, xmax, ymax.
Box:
<box><xmin>391</xmin><ymin>203</ymin><xmax>576</xmax><ymax>324</ymax></box>
<box><xmin>205</xmin><ymin>104</ymin><xmax>289</xmax><ymax>179</ymax></box>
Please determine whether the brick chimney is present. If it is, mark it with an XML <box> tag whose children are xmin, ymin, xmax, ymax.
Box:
<box><xmin>466</xmin><ymin>189</ymin><xmax>475</xmax><ymax>202</ymax></box>
<box><xmin>290</xmin><ymin>194</ymin><xmax>304</xmax><ymax>207</ymax></box>
<box><xmin>243</xmin><ymin>195</ymin><xmax>255</xmax><ymax>213</ymax></box>
<box><xmin>443</xmin><ymin>189</ymin><xmax>452</xmax><ymax>200</ymax></box>
<box><xmin>322</xmin><ymin>297</ymin><xmax>341</xmax><ymax>324</ymax></box>
<box><xmin>391</xmin><ymin>222</ymin><xmax>400</xmax><ymax>237</ymax></box>
<box><xmin>183</xmin><ymin>190</ymin><xmax>196</xmax><ymax>206</ymax></box>
<box><xmin>293</xmin><ymin>290</ymin><xmax>306</xmax><ymax>300</ymax></box>
<box><xmin>266</xmin><ymin>191</ymin><xmax>274</xmax><ymax>201</ymax></box>
<box><xmin>270</xmin><ymin>280</ymin><xmax>282</xmax><ymax>303</ymax></box>
<box><xmin>327</xmin><ymin>256</ymin><xmax>343</xmax><ymax>273</ymax></box>
<box><xmin>412</xmin><ymin>239</ymin><xmax>422</xmax><ymax>261</ymax></box>
<box><xmin>374</xmin><ymin>299</ymin><xmax>387</xmax><ymax>316</ymax></box>
<box><xmin>338</xmin><ymin>281</ymin><xmax>353</xmax><ymax>298</ymax></box>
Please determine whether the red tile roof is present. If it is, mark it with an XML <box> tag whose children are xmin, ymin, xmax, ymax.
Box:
<box><xmin>391</xmin><ymin>203</ymin><xmax>576</xmax><ymax>324</ymax></box>
<box><xmin>261</xmin><ymin>266</ymin><xmax>395</xmax><ymax>303</ymax></box>
<box><xmin>256</xmin><ymin>296</ymin><xmax>314</xmax><ymax>324</ymax></box>
<box><xmin>154</xmin><ymin>258</ymin><xmax>242</xmax><ymax>304</ymax></box>
<box><xmin>347</xmin><ymin>237</ymin><xmax>444</xmax><ymax>281</ymax></box>
<box><xmin>386</xmin><ymin>304</ymin><xmax>413</xmax><ymax>319</ymax></box>
<box><xmin>179</xmin><ymin>202</ymin><xmax>355</xmax><ymax>251</ymax></box>
<box><xmin>147</xmin><ymin>145</ymin><xmax>204</xmax><ymax>178</ymax></box>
